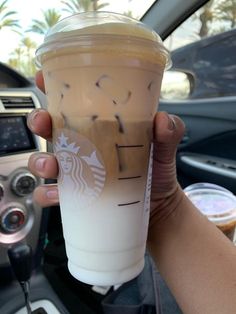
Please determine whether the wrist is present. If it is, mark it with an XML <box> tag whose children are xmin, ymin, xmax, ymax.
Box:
<box><xmin>147</xmin><ymin>185</ymin><xmax>187</xmax><ymax>249</ymax></box>
<box><xmin>149</xmin><ymin>184</ymin><xmax>185</xmax><ymax>228</ymax></box>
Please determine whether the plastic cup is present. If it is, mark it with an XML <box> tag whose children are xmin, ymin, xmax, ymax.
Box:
<box><xmin>184</xmin><ymin>184</ymin><xmax>236</xmax><ymax>241</ymax></box>
<box><xmin>35</xmin><ymin>11</ymin><xmax>170</xmax><ymax>285</ymax></box>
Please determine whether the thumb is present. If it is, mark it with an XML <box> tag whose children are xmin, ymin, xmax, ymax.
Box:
<box><xmin>151</xmin><ymin>112</ymin><xmax>185</xmax><ymax>196</ymax></box>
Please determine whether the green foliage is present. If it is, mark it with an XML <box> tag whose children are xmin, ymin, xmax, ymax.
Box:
<box><xmin>61</xmin><ymin>0</ymin><xmax>80</xmax><ymax>13</ymax></box>
<box><xmin>214</xmin><ymin>0</ymin><xmax>236</xmax><ymax>28</ymax></box>
<box><xmin>123</xmin><ymin>10</ymin><xmax>135</xmax><ymax>18</ymax></box>
<box><xmin>0</xmin><ymin>0</ymin><xmax>19</xmax><ymax>31</ymax></box>
<box><xmin>61</xmin><ymin>0</ymin><xmax>109</xmax><ymax>13</ymax></box>
<box><xmin>8</xmin><ymin>37</ymin><xmax>37</xmax><ymax>77</ymax></box>
<box><xmin>193</xmin><ymin>0</ymin><xmax>236</xmax><ymax>38</ymax></box>
<box><xmin>28</xmin><ymin>9</ymin><xmax>61</xmax><ymax>35</ymax></box>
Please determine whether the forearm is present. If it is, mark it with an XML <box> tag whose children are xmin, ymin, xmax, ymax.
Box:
<box><xmin>148</xmin><ymin>191</ymin><xmax>236</xmax><ymax>314</ymax></box>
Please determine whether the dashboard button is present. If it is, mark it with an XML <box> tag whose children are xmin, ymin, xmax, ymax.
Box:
<box><xmin>11</xmin><ymin>172</ymin><xmax>37</xmax><ymax>196</ymax></box>
<box><xmin>0</xmin><ymin>207</ymin><xmax>26</xmax><ymax>233</ymax></box>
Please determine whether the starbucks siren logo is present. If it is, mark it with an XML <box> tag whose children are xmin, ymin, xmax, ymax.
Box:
<box><xmin>54</xmin><ymin>131</ymin><xmax>106</xmax><ymax>208</ymax></box>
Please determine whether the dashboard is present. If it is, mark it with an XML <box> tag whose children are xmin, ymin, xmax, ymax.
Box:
<box><xmin>0</xmin><ymin>72</ymin><xmax>21</xmax><ymax>88</ymax></box>
<box><xmin>0</xmin><ymin>62</ymin><xmax>46</xmax><ymax>266</ymax></box>
<box><xmin>0</xmin><ymin>61</ymin><xmax>68</xmax><ymax>314</ymax></box>
<box><xmin>0</xmin><ymin>62</ymin><xmax>33</xmax><ymax>88</ymax></box>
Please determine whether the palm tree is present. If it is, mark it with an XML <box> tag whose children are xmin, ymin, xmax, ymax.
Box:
<box><xmin>21</xmin><ymin>37</ymin><xmax>37</xmax><ymax>59</ymax></box>
<box><xmin>123</xmin><ymin>10</ymin><xmax>134</xmax><ymax>18</ymax></box>
<box><xmin>8</xmin><ymin>38</ymin><xmax>37</xmax><ymax>77</ymax></box>
<box><xmin>28</xmin><ymin>9</ymin><xmax>61</xmax><ymax>35</ymax></box>
<box><xmin>0</xmin><ymin>0</ymin><xmax>19</xmax><ymax>31</ymax></box>
<box><xmin>198</xmin><ymin>0</ymin><xmax>215</xmax><ymax>38</ymax></box>
<box><xmin>10</xmin><ymin>47</ymin><xmax>24</xmax><ymax>65</ymax></box>
<box><xmin>8</xmin><ymin>58</ymin><xmax>18</xmax><ymax>69</ymax></box>
<box><xmin>20</xmin><ymin>37</ymin><xmax>37</xmax><ymax>77</ymax></box>
<box><xmin>92</xmin><ymin>0</ymin><xmax>108</xmax><ymax>11</ymax></box>
<box><xmin>61</xmin><ymin>0</ymin><xmax>109</xmax><ymax>13</ymax></box>
<box><xmin>215</xmin><ymin>0</ymin><xmax>236</xmax><ymax>29</ymax></box>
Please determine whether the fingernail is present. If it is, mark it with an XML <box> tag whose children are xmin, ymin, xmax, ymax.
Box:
<box><xmin>27</xmin><ymin>109</ymin><xmax>39</xmax><ymax>128</ymax></box>
<box><xmin>27</xmin><ymin>109</ymin><xmax>42</xmax><ymax>129</ymax></box>
<box><xmin>35</xmin><ymin>157</ymin><xmax>46</xmax><ymax>171</ymax></box>
<box><xmin>46</xmin><ymin>189</ymin><xmax>59</xmax><ymax>200</ymax></box>
<box><xmin>168</xmin><ymin>114</ymin><xmax>176</xmax><ymax>131</ymax></box>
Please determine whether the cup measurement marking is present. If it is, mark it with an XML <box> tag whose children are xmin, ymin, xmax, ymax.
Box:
<box><xmin>115</xmin><ymin>143</ymin><xmax>144</xmax><ymax>172</ymax></box>
<box><xmin>118</xmin><ymin>175</ymin><xmax>142</xmax><ymax>180</ymax></box>
<box><xmin>117</xmin><ymin>145</ymin><xmax>144</xmax><ymax>148</ymax></box>
<box><xmin>118</xmin><ymin>201</ymin><xmax>141</xmax><ymax>207</ymax></box>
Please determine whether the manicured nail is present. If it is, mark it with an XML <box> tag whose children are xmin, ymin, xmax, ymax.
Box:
<box><xmin>35</xmin><ymin>157</ymin><xmax>46</xmax><ymax>171</ymax></box>
<box><xmin>168</xmin><ymin>114</ymin><xmax>176</xmax><ymax>131</ymax></box>
<box><xmin>46</xmin><ymin>189</ymin><xmax>59</xmax><ymax>200</ymax></box>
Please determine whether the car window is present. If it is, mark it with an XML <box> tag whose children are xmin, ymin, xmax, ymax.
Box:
<box><xmin>161</xmin><ymin>0</ymin><xmax>236</xmax><ymax>100</ymax></box>
<box><xmin>0</xmin><ymin>0</ymin><xmax>156</xmax><ymax>78</ymax></box>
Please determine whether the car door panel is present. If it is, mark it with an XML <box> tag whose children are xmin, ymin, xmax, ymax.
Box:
<box><xmin>159</xmin><ymin>98</ymin><xmax>236</xmax><ymax>193</ymax></box>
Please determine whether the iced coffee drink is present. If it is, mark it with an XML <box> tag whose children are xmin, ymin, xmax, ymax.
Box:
<box><xmin>36</xmin><ymin>12</ymin><xmax>170</xmax><ymax>285</ymax></box>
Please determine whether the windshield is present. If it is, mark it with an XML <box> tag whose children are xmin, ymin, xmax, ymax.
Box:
<box><xmin>0</xmin><ymin>0</ymin><xmax>156</xmax><ymax>78</ymax></box>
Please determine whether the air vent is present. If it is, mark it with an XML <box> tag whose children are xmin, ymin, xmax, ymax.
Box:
<box><xmin>0</xmin><ymin>96</ymin><xmax>35</xmax><ymax>109</ymax></box>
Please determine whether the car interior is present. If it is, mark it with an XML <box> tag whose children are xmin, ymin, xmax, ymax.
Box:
<box><xmin>0</xmin><ymin>0</ymin><xmax>236</xmax><ymax>313</ymax></box>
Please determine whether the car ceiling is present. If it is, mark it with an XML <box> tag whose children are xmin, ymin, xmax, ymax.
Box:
<box><xmin>142</xmin><ymin>0</ymin><xmax>209</xmax><ymax>39</ymax></box>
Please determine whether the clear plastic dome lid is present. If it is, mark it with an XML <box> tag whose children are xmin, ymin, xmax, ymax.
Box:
<box><xmin>46</xmin><ymin>11</ymin><xmax>161</xmax><ymax>41</ymax></box>
<box><xmin>185</xmin><ymin>187</ymin><xmax>236</xmax><ymax>223</ymax></box>
<box><xmin>36</xmin><ymin>11</ymin><xmax>171</xmax><ymax>68</ymax></box>
<box><xmin>184</xmin><ymin>182</ymin><xmax>233</xmax><ymax>194</ymax></box>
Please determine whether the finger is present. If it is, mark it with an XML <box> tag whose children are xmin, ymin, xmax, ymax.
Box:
<box><xmin>28</xmin><ymin>152</ymin><xmax>58</xmax><ymax>179</ymax></box>
<box><xmin>35</xmin><ymin>70</ymin><xmax>45</xmax><ymax>93</ymax></box>
<box><xmin>151</xmin><ymin>112</ymin><xmax>185</xmax><ymax>194</ymax></box>
<box><xmin>33</xmin><ymin>184</ymin><xmax>59</xmax><ymax>207</ymax></box>
<box><xmin>153</xmin><ymin>111</ymin><xmax>185</xmax><ymax>164</ymax></box>
<box><xmin>27</xmin><ymin>109</ymin><xmax>52</xmax><ymax>141</ymax></box>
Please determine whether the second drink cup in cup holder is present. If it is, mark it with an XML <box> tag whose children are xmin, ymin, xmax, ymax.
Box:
<box><xmin>36</xmin><ymin>11</ymin><xmax>170</xmax><ymax>285</ymax></box>
<box><xmin>184</xmin><ymin>183</ymin><xmax>236</xmax><ymax>241</ymax></box>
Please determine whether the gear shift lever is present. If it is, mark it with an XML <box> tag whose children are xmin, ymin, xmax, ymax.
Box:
<box><xmin>8</xmin><ymin>243</ymin><xmax>33</xmax><ymax>314</ymax></box>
